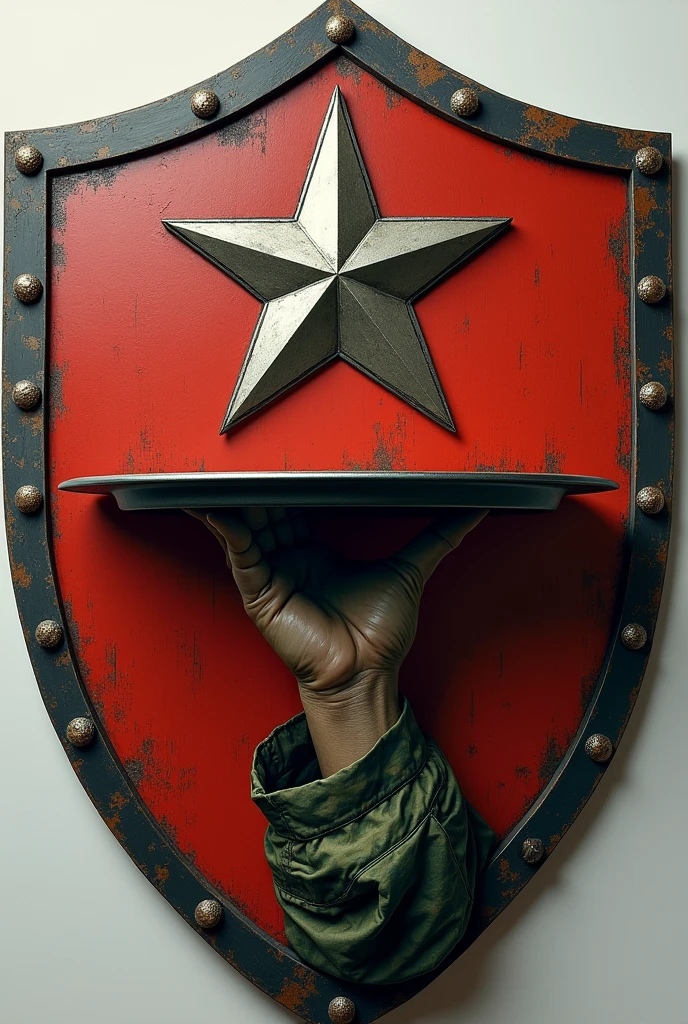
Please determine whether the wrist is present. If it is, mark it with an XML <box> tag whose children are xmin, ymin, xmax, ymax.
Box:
<box><xmin>298</xmin><ymin>670</ymin><xmax>401</xmax><ymax>777</ymax></box>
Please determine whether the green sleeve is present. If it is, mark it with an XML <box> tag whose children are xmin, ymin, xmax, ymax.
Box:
<box><xmin>250</xmin><ymin>698</ymin><xmax>496</xmax><ymax>986</ymax></box>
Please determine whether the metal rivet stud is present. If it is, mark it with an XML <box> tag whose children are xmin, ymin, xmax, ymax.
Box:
<box><xmin>520</xmin><ymin>837</ymin><xmax>544</xmax><ymax>865</ymax></box>
<box><xmin>14</xmin><ymin>485</ymin><xmax>43</xmax><ymax>515</ymax></box>
<box><xmin>636</xmin><ymin>485</ymin><xmax>664</xmax><ymax>515</ymax></box>
<box><xmin>328</xmin><ymin>996</ymin><xmax>356</xmax><ymax>1024</ymax></box>
<box><xmin>585</xmin><ymin>733</ymin><xmax>613</xmax><ymax>763</ymax></box>
<box><xmin>194</xmin><ymin>899</ymin><xmax>223</xmax><ymax>929</ymax></box>
<box><xmin>325</xmin><ymin>14</ymin><xmax>355</xmax><ymax>44</ymax></box>
<box><xmin>450</xmin><ymin>87</ymin><xmax>480</xmax><ymax>117</ymax></box>
<box><xmin>637</xmin><ymin>275</ymin><xmax>666</xmax><ymax>304</ymax></box>
<box><xmin>621</xmin><ymin>623</ymin><xmax>647</xmax><ymax>650</ymax></box>
<box><xmin>13</xmin><ymin>273</ymin><xmax>43</xmax><ymax>304</ymax></box>
<box><xmin>639</xmin><ymin>380</ymin><xmax>668</xmax><ymax>410</ymax></box>
<box><xmin>190</xmin><ymin>89</ymin><xmax>220</xmax><ymax>120</ymax></box>
<box><xmin>635</xmin><ymin>146</ymin><xmax>663</xmax><ymax>176</ymax></box>
<box><xmin>35</xmin><ymin>619</ymin><xmax>63</xmax><ymax>648</ymax></box>
<box><xmin>15</xmin><ymin>143</ymin><xmax>44</xmax><ymax>175</ymax></box>
<box><xmin>66</xmin><ymin>717</ymin><xmax>96</xmax><ymax>748</ymax></box>
<box><xmin>12</xmin><ymin>379</ymin><xmax>42</xmax><ymax>410</ymax></box>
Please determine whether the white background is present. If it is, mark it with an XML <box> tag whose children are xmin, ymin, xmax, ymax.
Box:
<box><xmin>1</xmin><ymin>1</ymin><xmax>686</xmax><ymax>1021</ymax></box>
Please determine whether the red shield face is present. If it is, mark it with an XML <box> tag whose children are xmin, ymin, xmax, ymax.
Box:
<box><xmin>4</xmin><ymin>4</ymin><xmax>672</xmax><ymax>1020</ymax></box>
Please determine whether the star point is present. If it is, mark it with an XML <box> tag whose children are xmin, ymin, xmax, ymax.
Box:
<box><xmin>164</xmin><ymin>87</ymin><xmax>510</xmax><ymax>433</ymax></box>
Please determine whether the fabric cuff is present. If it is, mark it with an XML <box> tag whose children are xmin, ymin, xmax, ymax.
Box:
<box><xmin>250</xmin><ymin>698</ymin><xmax>427</xmax><ymax>841</ymax></box>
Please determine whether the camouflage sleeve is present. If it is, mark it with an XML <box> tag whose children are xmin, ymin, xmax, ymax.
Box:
<box><xmin>250</xmin><ymin>699</ymin><xmax>496</xmax><ymax>985</ymax></box>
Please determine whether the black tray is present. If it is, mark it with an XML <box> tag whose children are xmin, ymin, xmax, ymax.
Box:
<box><xmin>58</xmin><ymin>472</ymin><xmax>619</xmax><ymax>512</ymax></box>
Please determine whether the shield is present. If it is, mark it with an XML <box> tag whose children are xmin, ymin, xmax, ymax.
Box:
<box><xmin>3</xmin><ymin>2</ymin><xmax>672</xmax><ymax>1020</ymax></box>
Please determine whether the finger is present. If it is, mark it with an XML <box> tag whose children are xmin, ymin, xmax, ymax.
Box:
<box><xmin>207</xmin><ymin>513</ymin><xmax>271</xmax><ymax>599</ymax></box>
<box><xmin>394</xmin><ymin>509</ymin><xmax>489</xmax><ymax>583</ymax></box>
<box><xmin>269</xmin><ymin>507</ymin><xmax>295</xmax><ymax>546</ymax></box>
<box><xmin>242</xmin><ymin>507</ymin><xmax>277</xmax><ymax>554</ymax></box>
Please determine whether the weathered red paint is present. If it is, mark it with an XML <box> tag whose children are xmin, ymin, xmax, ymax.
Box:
<box><xmin>49</xmin><ymin>57</ymin><xmax>630</xmax><ymax>941</ymax></box>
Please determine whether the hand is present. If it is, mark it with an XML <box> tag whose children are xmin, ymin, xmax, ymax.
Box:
<box><xmin>188</xmin><ymin>506</ymin><xmax>487</xmax><ymax>774</ymax></box>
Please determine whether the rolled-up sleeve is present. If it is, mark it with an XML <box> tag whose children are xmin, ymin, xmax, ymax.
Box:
<box><xmin>250</xmin><ymin>699</ymin><xmax>496</xmax><ymax>985</ymax></box>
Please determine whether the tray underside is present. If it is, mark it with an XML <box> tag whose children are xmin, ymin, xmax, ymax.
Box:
<box><xmin>58</xmin><ymin>472</ymin><xmax>619</xmax><ymax>512</ymax></box>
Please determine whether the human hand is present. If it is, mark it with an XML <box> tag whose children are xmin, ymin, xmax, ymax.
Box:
<box><xmin>188</xmin><ymin>506</ymin><xmax>487</xmax><ymax>773</ymax></box>
<box><xmin>189</xmin><ymin>506</ymin><xmax>487</xmax><ymax>693</ymax></box>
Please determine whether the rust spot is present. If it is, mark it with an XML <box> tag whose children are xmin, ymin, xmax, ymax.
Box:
<box><xmin>636</xmin><ymin>359</ymin><xmax>651</xmax><ymax>381</ymax></box>
<box><xmin>634</xmin><ymin>185</ymin><xmax>659</xmax><ymax>253</ymax></box>
<box><xmin>634</xmin><ymin>186</ymin><xmax>658</xmax><ymax>224</ymax></box>
<box><xmin>218</xmin><ymin>111</ymin><xmax>268</xmax><ymax>153</ymax></box>
<box><xmin>110</xmin><ymin>790</ymin><xmax>129</xmax><ymax>811</ymax></box>
<box><xmin>539</xmin><ymin>733</ymin><xmax>568</xmax><ymax>783</ymax></box>
<box><xmin>343</xmin><ymin>416</ymin><xmax>407</xmax><ymax>471</ymax></box>
<box><xmin>308</xmin><ymin>41</ymin><xmax>328</xmax><ymax>60</ymax></box>
<box><xmin>54</xmin><ymin>650</ymin><xmax>71</xmax><ymax>667</ymax></box>
<box><xmin>154</xmin><ymin>864</ymin><xmax>170</xmax><ymax>885</ymax></box>
<box><xmin>334</xmin><ymin>55</ymin><xmax>362</xmax><ymax>85</ymax></box>
<box><xmin>125</xmin><ymin>758</ymin><xmax>144</xmax><ymax>784</ymax></box>
<box><xmin>49</xmin><ymin>360</ymin><xmax>69</xmax><ymax>426</ymax></box>
<box><xmin>22</xmin><ymin>335</ymin><xmax>40</xmax><ymax>351</ymax></box>
<box><xmin>11</xmin><ymin>562</ymin><xmax>32</xmax><ymax>588</ymax></box>
<box><xmin>498</xmin><ymin>858</ymin><xmax>519</xmax><ymax>883</ymax></box>
<box><xmin>407</xmin><ymin>49</ymin><xmax>446</xmax><ymax>88</ymax></box>
<box><xmin>96</xmin><ymin>146</ymin><xmax>111</xmax><ymax>159</ymax></box>
<box><xmin>520</xmin><ymin>107</ymin><xmax>578</xmax><ymax>153</ymax></box>
<box><xmin>277</xmin><ymin>964</ymin><xmax>317</xmax><ymax>1013</ymax></box>
<box><xmin>103</xmin><ymin>810</ymin><xmax>125</xmax><ymax>841</ymax></box>
<box><xmin>607</xmin><ymin>211</ymin><xmax>630</xmax><ymax>297</ymax></box>
<box><xmin>360</xmin><ymin>17</ymin><xmax>395</xmax><ymax>39</ymax></box>
<box><xmin>616</xmin><ymin>417</ymin><xmax>631</xmax><ymax>472</ymax></box>
<box><xmin>658</xmin><ymin>353</ymin><xmax>672</xmax><ymax>376</ymax></box>
<box><xmin>543</xmin><ymin>436</ymin><xmax>565</xmax><ymax>473</ymax></box>
<box><xmin>616</xmin><ymin>128</ymin><xmax>655</xmax><ymax>152</ymax></box>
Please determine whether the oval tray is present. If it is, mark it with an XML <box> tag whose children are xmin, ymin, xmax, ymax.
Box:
<box><xmin>58</xmin><ymin>472</ymin><xmax>619</xmax><ymax>511</ymax></box>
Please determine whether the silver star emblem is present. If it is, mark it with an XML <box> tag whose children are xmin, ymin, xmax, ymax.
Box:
<box><xmin>164</xmin><ymin>88</ymin><xmax>510</xmax><ymax>433</ymax></box>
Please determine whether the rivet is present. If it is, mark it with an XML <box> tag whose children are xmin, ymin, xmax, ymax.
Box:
<box><xmin>11</xmin><ymin>379</ymin><xmax>42</xmax><ymax>410</ymax></box>
<box><xmin>639</xmin><ymin>380</ymin><xmax>668</xmax><ymax>410</ymax></box>
<box><xmin>328</xmin><ymin>996</ymin><xmax>356</xmax><ymax>1024</ymax></box>
<box><xmin>190</xmin><ymin>89</ymin><xmax>220</xmax><ymax>120</ymax></box>
<box><xmin>194</xmin><ymin>898</ymin><xmax>223</xmax><ymax>929</ymax></box>
<box><xmin>35</xmin><ymin>619</ymin><xmax>63</xmax><ymax>649</ymax></box>
<box><xmin>635</xmin><ymin>146</ymin><xmax>663</xmax><ymax>176</ymax></box>
<box><xmin>450</xmin><ymin>87</ymin><xmax>480</xmax><ymax>117</ymax></box>
<box><xmin>325</xmin><ymin>14</ymin><xmax>356</xmax><ymax>44</ymax></box>
<box><xmin>585</xmin><ymin>733</ymin><xmax>613</xmax><ymax>763</ymax></box>
<box><xmin>14</xmin><ymin>484</ymin><xmax>43</xmax><ymax>515</ymax></box>
<box><xmin>636</xmin><ymin>485</ymin><xmax>664</xmax><ymax>515</ymax></box>
<box><xmin>520</xmin><ymin>837</ymin><xmax>544</xmax><ymax>865</ymax></box>
<box><xmin>66</xmin><ymin>717</ymin><xmax>96</xmax><ymax>748</ymax></box>
<box><xmin>621</xmin><ymin>623</ymin><xmax>647</xmax><ymax>650</ymax></box>
<box><xmin>637</xmin><ymin>275</ymin><xmax>666</xmax><ymax>304</ymax></box>
<box><xmin>13</xmin><ymin>273</ymin><xmax>43</xmax><ymax>304</ymax></box>
<box><xmin>15</xmin><ymin>143</ymin><xmax>44</xmax><ymax>175</ymax></box>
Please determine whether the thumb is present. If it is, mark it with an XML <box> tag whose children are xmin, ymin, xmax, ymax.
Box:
<box><xmin>394</xmin><ymin>509</ymin><xmax>488</xmax><ymax>583</ymax></box>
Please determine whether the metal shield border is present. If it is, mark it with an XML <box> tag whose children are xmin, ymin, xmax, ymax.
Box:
<box><xmin>3</xmin><ymin>2</ymin><xmax>673</xmax><ymax>1020</ymax></box>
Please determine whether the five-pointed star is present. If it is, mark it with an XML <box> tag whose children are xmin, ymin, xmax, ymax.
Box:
<box><xmin>164</xmin><ymin>87</ymin><xmax>511</xmax><ymax>433</ymax></box>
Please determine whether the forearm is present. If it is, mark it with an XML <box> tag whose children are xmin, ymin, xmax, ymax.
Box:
<box><xmin>298</xmin><ymin>670</ymin><xmax>401</xmax><ymax>777</ymax></box>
